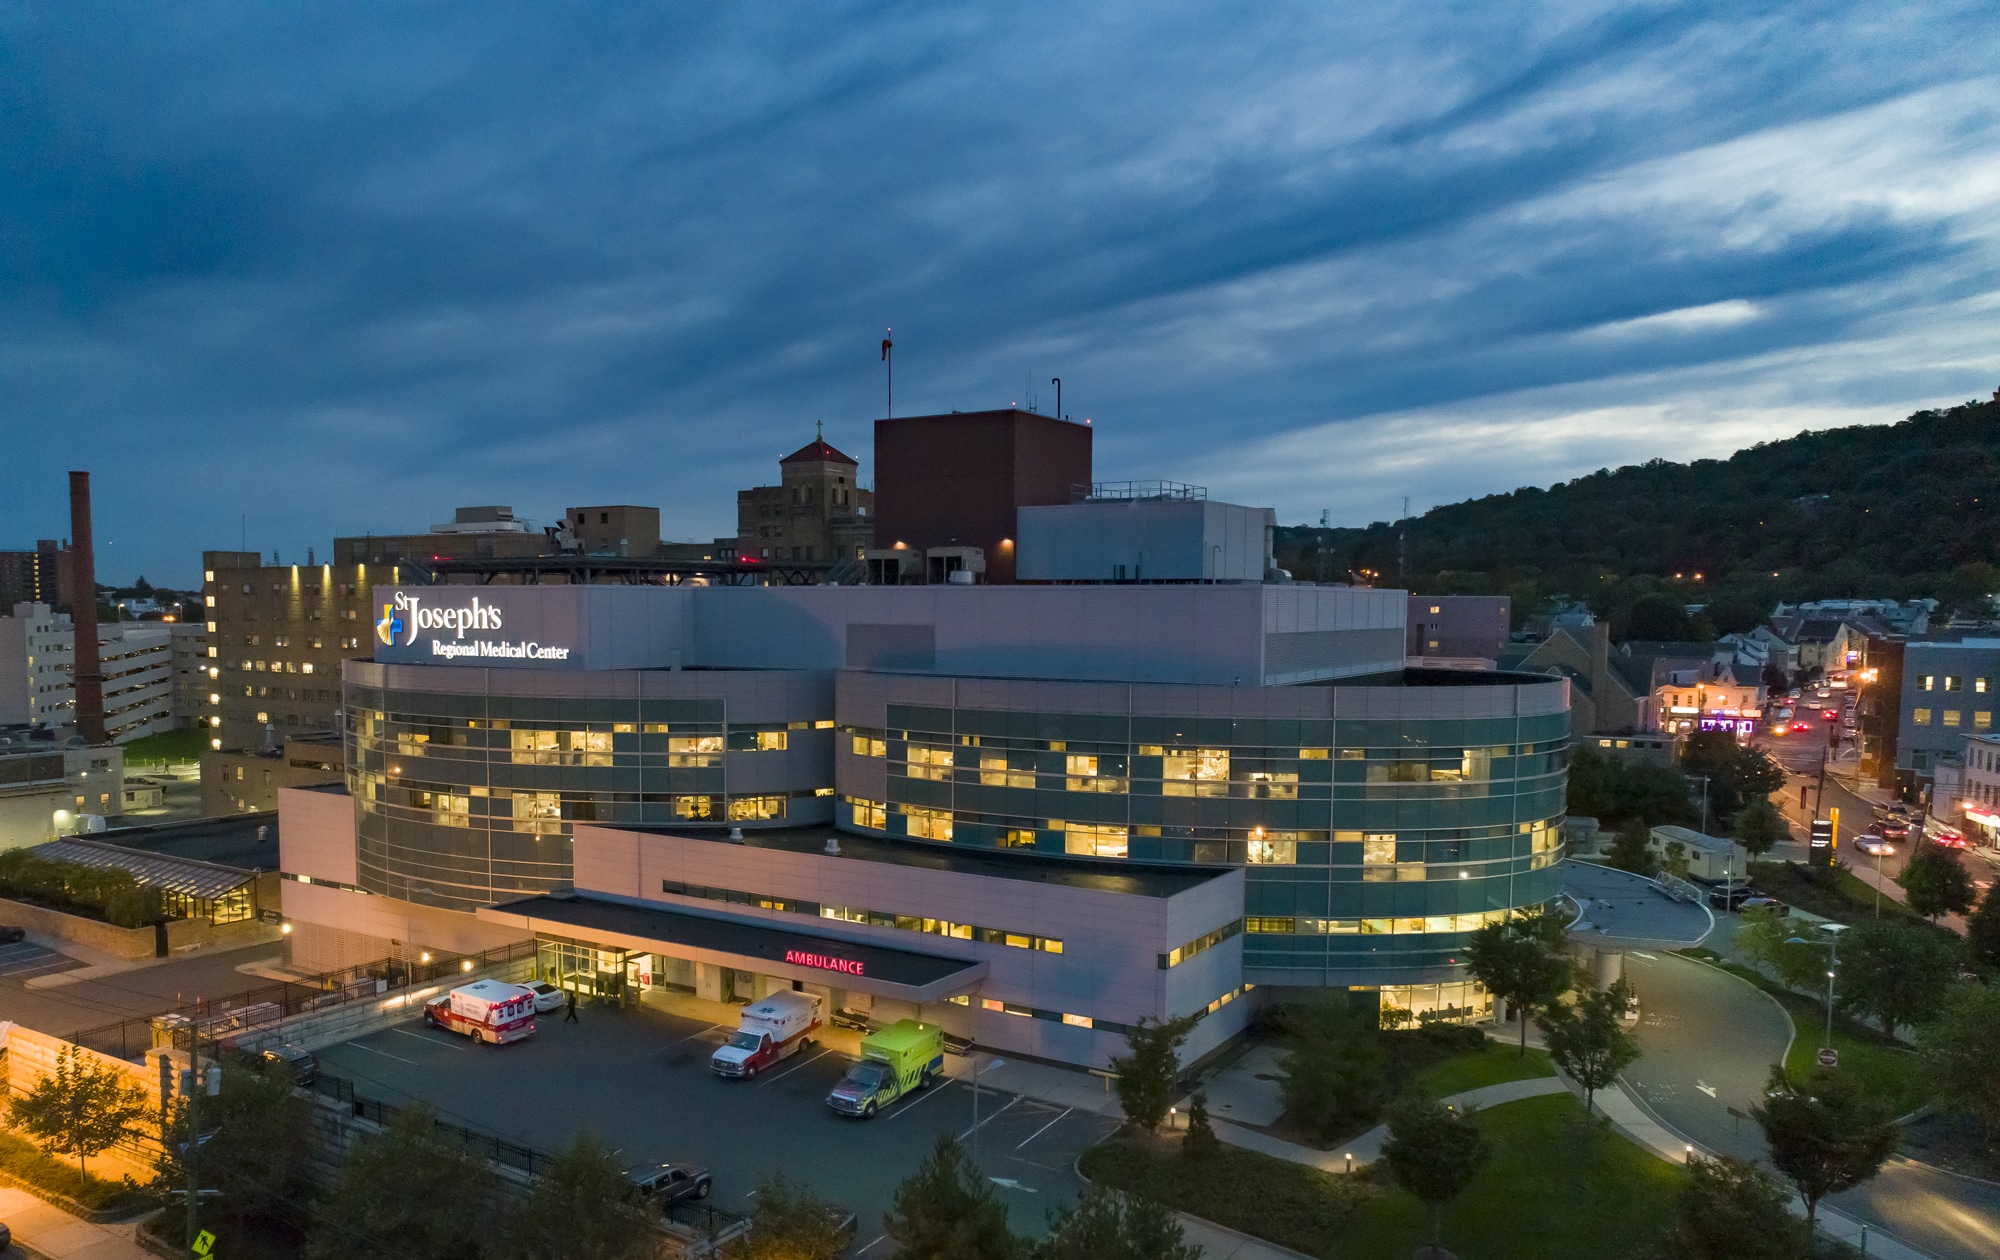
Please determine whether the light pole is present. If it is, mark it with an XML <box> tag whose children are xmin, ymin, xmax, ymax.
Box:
<box><xmin>970</xmin><ymin>1053</ymin><xmax>1005</xmax><ymax>1167</ymax></box>
<box><xmin>1786</xmin><ymin>923</ymin><xmax>1849</xmax><ymax>1055</ymax></box>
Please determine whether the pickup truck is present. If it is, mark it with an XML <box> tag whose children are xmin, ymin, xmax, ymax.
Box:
<box><xmin>826</xmin><ymin>1019</ymin><xmax>945</xmax><ymax>1118</ymax></box>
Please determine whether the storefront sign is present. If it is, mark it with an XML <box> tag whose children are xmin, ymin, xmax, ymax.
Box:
<box><xmin>785</xmin><ymin>948</ymin><xmax>865</xmax><ymax>976</ymax></box>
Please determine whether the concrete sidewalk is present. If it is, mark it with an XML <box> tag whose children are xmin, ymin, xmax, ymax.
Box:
<box><xmin>0</xmin><ymin>1187</ymin><xmax>154</xmax><ymax>1260</ymax></box>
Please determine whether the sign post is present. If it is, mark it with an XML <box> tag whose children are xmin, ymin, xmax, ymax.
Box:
<box><xmin>1817</xmin><ymin>1046</ymin><xmax>1839</xmax><ymax>1069</ymax></box>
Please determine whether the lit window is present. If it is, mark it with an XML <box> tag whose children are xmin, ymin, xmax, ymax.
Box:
<box><xmin>513</xmin><ymin>791</ymin><xmax>562</xmax><ymax>833</ymax></box>
<box><xmin>671</xmin><ymin>795</ymin><xmax>716</xmax><ymax>821</ymax></box>
<box><xmin>851</xmin><ymin>734</ymin><xmax>887</xmax><ymax>758</ymax></box>
<box><xmin>849</xmin><ymin>798</ymin><xmax>887</xmax><ymax>829</ymax></box>
<box><xmin>1913</xmin><ymin>708</ymin><xmax>1932</xmax><ymax>726</ymax></box>
<box><xmin>905</xmin><ymin>806</ymin><xmax>953</xmax><ymax>842</ymax></box>
<box><xmin>1978</xmin><ymin>712</ymin><xmax>1993</xmax><ymax>731</ymax></box>
<box><xmin>1299</xmin><ymin>747</ymin><xmax>1329</xmax><ymax>760</ymax></box>
<box><xmin>1063</xmin><ymin>822</ymin><xmax>1128</xmax><ymax>859</ymax></box>
<box><xmin>1163</xmin><ymin>749</ymin><xmax>1229</xmax><ymax>796</ymax></box>
<box><xmin>754</xmin><ymin>730</ymin><xmax>788</xmax><ymax>752</ymax></box>
<box><xmin>1944</xmin><ymin>710</ymin><xmax>1962</xmax><ymax>727</ymax></box>
<box><xmin>1921</xmin><ymin>675</ymin><xmax>1935</xmax><ymax>691</ymax></box>
<box><xmin>1062</xmin><ymin>1013</ymin><xmax>1092</xmax><ymax>1028</ymax></box>
<box><xmin>906</xmin><ymin>745</ymin><xmax>953</xmax><ymax>781</ymax></box>
<box><xmin>728</xmin><ymin>795</ymin><xmax>786</xmax><ymax>821</ymax></box>
<box><xmin>1978</xmin><ymin>678</ymin><xmax>1990</xmax><ymax>695</ymax></box>
<box><xmin>1247</xmin><ymin>832</ymin><xmax>1298</xmax><ymax>865</ymax></box>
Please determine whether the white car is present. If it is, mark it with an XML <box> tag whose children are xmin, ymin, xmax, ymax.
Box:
<box><xmin>525</xmin><ymin>981</ymin><xmax>567</xmax><ymax>1014</ymax></box>
<box><xmin>1854</xmin><ymin>835</ymin><xmax>1896</xmax><ymax>857</ymax></box>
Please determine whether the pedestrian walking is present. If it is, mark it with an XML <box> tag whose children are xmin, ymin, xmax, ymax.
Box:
<box><xmin>564</xmin><ymin>989</ymin><xmax>579</xmax><ymax>1023</ymax></box>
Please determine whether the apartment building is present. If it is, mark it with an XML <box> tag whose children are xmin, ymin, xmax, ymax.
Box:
<box><xmin>0</xmin><ymin>602</ymin><xmax>173</xmax><ymax>744</ymax></box>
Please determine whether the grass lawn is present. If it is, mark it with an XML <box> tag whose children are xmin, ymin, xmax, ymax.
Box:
<box><xmin>1413</xmin><ymin>1042</ymin><xmax>1554</xmax><ymax>1099</ymax></box>
<box><xmin>1087</xmin><ymin>1093</ymin><xmax>1683</xmax><ymax>1260</ymax></box>
<box><xmin>120</xmin><ymin>726</ymin><xmax>206</xmax><ymax>766</ymax></box>
<box><xmin>0</xmin><ymin>1127</ymin><xmax>149</xmax><ymax>1214</ymax></box>
<box><xmin>1748</xmin><ymin>860</ymin><xmax>1934</xmax><ymax>930</ymax></box>
<box><xmin>1677</xmin><ymin>949</ymin><xmax>1929</xmax><ymax>1118</ymax></box>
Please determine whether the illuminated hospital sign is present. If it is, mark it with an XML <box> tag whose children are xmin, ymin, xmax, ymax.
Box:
<box><xmin>375</xmin><ymin>590</ymin><xmax>571</xmax><ymax>662</ymax></box>
<box><xmin>785</xmin><ymin>948</ymin><xmax>865</xmax><ymax>976</ymax></box>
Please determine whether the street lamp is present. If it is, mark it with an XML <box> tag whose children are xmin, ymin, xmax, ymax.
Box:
<box><xmin>1786</xmin><ymin>923</ymin><xmax>1849</xmax><ymax>1056</ymax></box>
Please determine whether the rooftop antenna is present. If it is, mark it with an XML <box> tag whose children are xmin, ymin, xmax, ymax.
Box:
<box><xmin>1051</xmin><ymin>377</ymin><xmax>1061</xmax><ymax>420</ymax></box>
<box><xmin>881</xmin><ymin>330</ymin><xmax>893</xmax><ymax>419</ymax></box>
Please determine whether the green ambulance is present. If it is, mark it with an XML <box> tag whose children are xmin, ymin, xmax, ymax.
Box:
<box><xmin>824</xmin><ymin>1019</ymin><xmax>946</xmax><ymax>1117</ymax></box>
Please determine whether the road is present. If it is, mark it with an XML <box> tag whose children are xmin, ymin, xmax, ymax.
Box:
<box><xmin>1622</xmin><ymin>943</ymin><xmax>2000</xmax><ymax>1259</ymax></box>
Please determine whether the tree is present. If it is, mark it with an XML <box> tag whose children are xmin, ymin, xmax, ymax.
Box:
<box><xmin>1565</xmin><ymin>745</ymin><xmax>1697</xmax><ymax>830</ymax></box>
<box><xmin>1030</xmin><ymin>1186</ymin><xmax>1202</xmax><ymax>1260</ymax></box>
<box><xmin>305</xmin><ymin>1104</ymin><xmax>496</xmax><ymax>1260</ymax></box>
<box><xmin>1107</xmin><ymin>1013</ymin><xmax>1200</xmax><ymax>1133</ymax></box>
<box><xmin>882</xmin><ymin>1133</ymin><xmax>1019</xmax><ymax>1260</ymax></box>
<box><xmin>1181</xmin><ymin>1092</ymin><xmax>1219</xmax><ymax>1159</ymax></box>
<box><xmin>505</xmin><ymin>1130</ymin><xmax>654</xmax><ymax>1260</ymax></box>
<box><xmin>1662</xmin><ymin>839</ymin><xmax>1689</xmax><ymax>879</ymax></box>
<box><xmin>728</xmin><ymin>1174</ymin><xmax>852</xmax><ymax>1260</ymax></box>
<box><xmin>160</xmin><ymin>1059</ymin><xmax>311</xmax><ymax>1234</ymax></box>
<box><xmin>1537</xmin><ymin>979</ymin><xmax>1641</xmax><ymax>1116</ymax></box>
<box><xmin>1681</xmin><ymin>732</ymin><xmax>1785</xmax><ymax>825</ymax></box>
<box><xmin>1836</xmin><ymin>918</ymin><xmax>1959</xmax><ymax>1041</ymax></box>
<box><xmin>1735</xmin><ymin>904</ymin><xmax>1831</xmax><ymax>994</ymax></box>
<box><xmin>1605</xmin><ymin>818</ymin><xmax>1659</xmax><ymax>877</ymax></box>
<box><xmin>8</xmin><ymin>1044</ymin><xmax>151</xmax><ymax>1190</ymax></box>
<box><xmin>1898</xmin><ymin>847</ymin><xmax>1976</xmax><ymax>922</ymax></box>
<box><xmin>1968</xmin><ymin>883</ymin><xmax>2000</xmax><ymax>967</ymax></box>
<box><xmin>1660</xmin><ymin>1155</ymin><xmax>1812</xmax><ymax>1260</ymax></box>
<box><xmin>1624</xmin><ymin>593</ymin><xmax>1691</xmax><ymax>642</ymax></box>
<box><xmin>1381</xmin><ymin>1096</ymin><xmax>1489</xmax><ymax>1249</ymax></box>
<box><xmin>1276</xmin><ymin>1001</ymin><xmax>1387</xmax><ymax>1143</ymax></box>
<box><xmin>1733</xmin><ymin>796</ymin><xmax>1789</xmax><ymax>859</ymax></box>
<box><xmin>1918</xmin><ymin>985</ymin><xmax>2000</xmax><ymax>1149</ymax></box>
<box><xmin>1752</xmin><ymin>1065</ymin><xmax>1897</xmax><ymax>1223</ymax></box>
<box><xmin>1465</xmin><ymin>908</ymin><xmax>1574</xmax><ymax>1057</ymax></box>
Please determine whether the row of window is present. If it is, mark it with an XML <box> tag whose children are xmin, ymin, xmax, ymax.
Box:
<box><xmin>847</xmin><ymin>796</ymin><xmax>1561</xmax><ymax>868</ymax></box>
<box><xmin>1911</xmin><ymin>709</ymin><xmax>1993</xmax><ymax>730</ymax></box>
<box><xmin>1917</xmin><ymin>675</ymin><xmax>1992</xmax><ymax>693</ymax></box>
<box><xmin>946</xmin><ymin>982</ymin><xmax>1251</xmax><ymax>1036</ymax></box>
<box><xmin>1245</xmin><ymin>908</ymin><xmax>1520</xmax><ymax>935</ymax></box>
<box><xmin>1161</xmin><ymin>920</ymin><xmax>1242</xmax><ymax>969</ymax></box>
<box><xmin>362</xmin><ymin>779</ymin><xmax>829</xmax><ymax>829</ymax></box>
<box><xmin>657</xmin><ymin>878</ymin><xmax>1064</xmax><ymax>953</ymax></box>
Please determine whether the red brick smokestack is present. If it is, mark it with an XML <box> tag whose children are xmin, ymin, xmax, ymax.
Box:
<box><xmin>68</xmin><ymin>471</ymin><xmax>107</xmax><ymax>745</ymax></box>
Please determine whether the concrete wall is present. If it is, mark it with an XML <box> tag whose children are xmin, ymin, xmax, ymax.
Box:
<box><xmin>280</xmin><ymin>879</ymin><xmax>531</xmax><ymax>973</ymax></box>
<box><xmin>1016</xmin><ymin>499</ymin><xmax>1273</xmax><ymax>583</ymax></box>
<box><xmin>572</xmin><ymin>824</ymin><xmax>1246</xmax><ymax>1068</ymax></box>
<box><xmin>279</xmin><ymin>785</ymin><xmax>361</xmax><ymax>886</ymax></box>
<box><xmin>1</xmin><ymin>1025</ymin><xmax>166</xmax><ymax>1183</ymax></box>
<box><xmin>0</xmin><ymin>896</ymin><xmax>276</xmax><ymax>961</ymax></box>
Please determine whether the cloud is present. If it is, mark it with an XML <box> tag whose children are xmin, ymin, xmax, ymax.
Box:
<box><xmin>0</xmin><ymin>2</ymin><xmax>1997</xmax><ymax>581</ymax></box>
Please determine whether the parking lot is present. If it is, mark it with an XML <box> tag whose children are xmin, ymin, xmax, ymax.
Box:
<box><xmin>313</xmin><ymin>997</ymin><xmax>1119</xmax><ymax>1246</ymax></box>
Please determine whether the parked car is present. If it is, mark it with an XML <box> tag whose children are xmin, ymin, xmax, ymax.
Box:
<box><xmin>0</xmin><ymin>1219</ymin><xmax>11</xmax><ymax>1250</ymax></box>
<box><xmin>525</xmin><ymin>981</ymin><xmax>566</xmax><ymax>1014</ymax></box>
<box><xmin>1853</xmin><ymin>834</ymin><xmax>1896</xmax><ymax>857</ymax></box>
<box><xmin>1790</xmin><ymin>721</ymin><xmax>1810</xmax><ymax>733</ymax></box>
<box><xmin>1739</xmin><ymin>897</ymin><xmax>1789</xmax><ymax>916</ymax></box>
<box><xmin>0</xmin><ymin>925</ymin><xmax>25</xmax><ymax>944</ymax></box>
<box><xmin>1931</xmin><ymin>829</ymin><xmax>1969</xmax><ymax>850</ymax></box>
<box><xmin>1877</xmin><ymin>818</ymin><xmax>1912</xmax><ymax>840</ymax></box>
<box><xmin>630</xmin><ymin>1161</ymin><xmax>712</xmax><ymax>1208</ymax></box>
<box><xmin>1708</xmin><ymin>885</ymin><xmax>1767</xmax><ymax>911</ymax></box>
<box><xmin>257</xmin><ymin>1043</ymin><xmax>319</xmax><ymax>1086</ymax></box>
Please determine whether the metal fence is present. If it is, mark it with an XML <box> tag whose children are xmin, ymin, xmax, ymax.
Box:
<box><xmin>69</xmin><ymin>938</ymin><xmax>540</xmax><ymax>1060</ymax></box>
<box><xmin>310</xmin><ymin>1071</ymin><xmax>556</xmax><ymax>1178</ymax></box>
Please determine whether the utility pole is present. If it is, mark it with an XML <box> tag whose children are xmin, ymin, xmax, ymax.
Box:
<box><xmin>185</xmin><ymin>1028</ymin><xmax>199</xmax><ymax>1246</ymax></box>
<box><xmin>1398</xmin><ymin>496</ymin><xmax>1410</xmax><ymax>587</ymax></box>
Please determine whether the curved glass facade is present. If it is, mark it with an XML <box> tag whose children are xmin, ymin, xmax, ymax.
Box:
<box><xmin>837</xmin><ymin>671</ymin><xmax>1570</xmax><ymax>986</ymax></box>
<box><xmin>342</xmin><ymin>662</ymin><xmax>834</xmax><ymax>910</ymax></box>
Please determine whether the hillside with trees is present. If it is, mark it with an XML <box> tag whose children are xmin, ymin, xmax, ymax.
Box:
<box><xmin>1277</xmin><ymin>395</ymin><xmax>2000</xmax><ymax>635</ymax></box>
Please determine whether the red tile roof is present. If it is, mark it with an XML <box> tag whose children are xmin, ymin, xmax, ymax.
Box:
<box><xmin>780</xmin><ymin>438</ymin><xmax>857</xmax><ymax>465</ymax></box>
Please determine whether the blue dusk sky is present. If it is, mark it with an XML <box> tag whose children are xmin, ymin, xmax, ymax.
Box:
<box><xmin>3</xmin><ymin>2</ymin><xmax>1998</xmax><ymax>585</ymax></box>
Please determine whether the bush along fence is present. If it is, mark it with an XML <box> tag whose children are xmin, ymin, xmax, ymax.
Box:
<box><xmin>68</xmin><ymin>938</ymin><xmax>540</xmax><ymax>1061</ymax></box>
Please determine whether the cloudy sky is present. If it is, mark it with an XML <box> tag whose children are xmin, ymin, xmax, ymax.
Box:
<box><xmin>4</xmin><ymin>1</ymin><xmax>1998</xmax><ymax>585</ymax></box>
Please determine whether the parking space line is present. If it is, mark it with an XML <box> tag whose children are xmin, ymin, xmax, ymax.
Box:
<box><xmin>883</xmin><ymin>1079</ymin><xmax>958</xmax><ymax>1121</ymax></box>
<box><xmin>677</xmin><ymin>1022</ymin><xmax>723</xmax><ymax>1043</ymax></box>
<box><xmin>389</xmin><ymin>1027</ymin><xmax>458</xmax><ymax>1048</ymax></box>
<box><xmin>345</xmin><ymin>1043</ymin><xmax>416</xmax><ymax>1065</ymax></box>
<box><xmin>855</xmin><ymin>1235</ymin><xmax>888</xmax><ymax>1254</ymax></box>
<box><xmin>958</xmin><ymin>1093</ymin><xmax>1022</xmax><ymax>1140</ymax></box>
<box><xmin>0</xmin><ymin>959</ymin><xmax>76</xmax><ymax>979</ymax></box>
<box><xmin>759</xmin><ymin>1045</ymin><xmax>835</xmax><ymax>1085</ymax></box>
<box><xmin>1014</xmin><ymin>1106</ymin><xmax>1073</xmax><ymax>1150</ymax></box>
